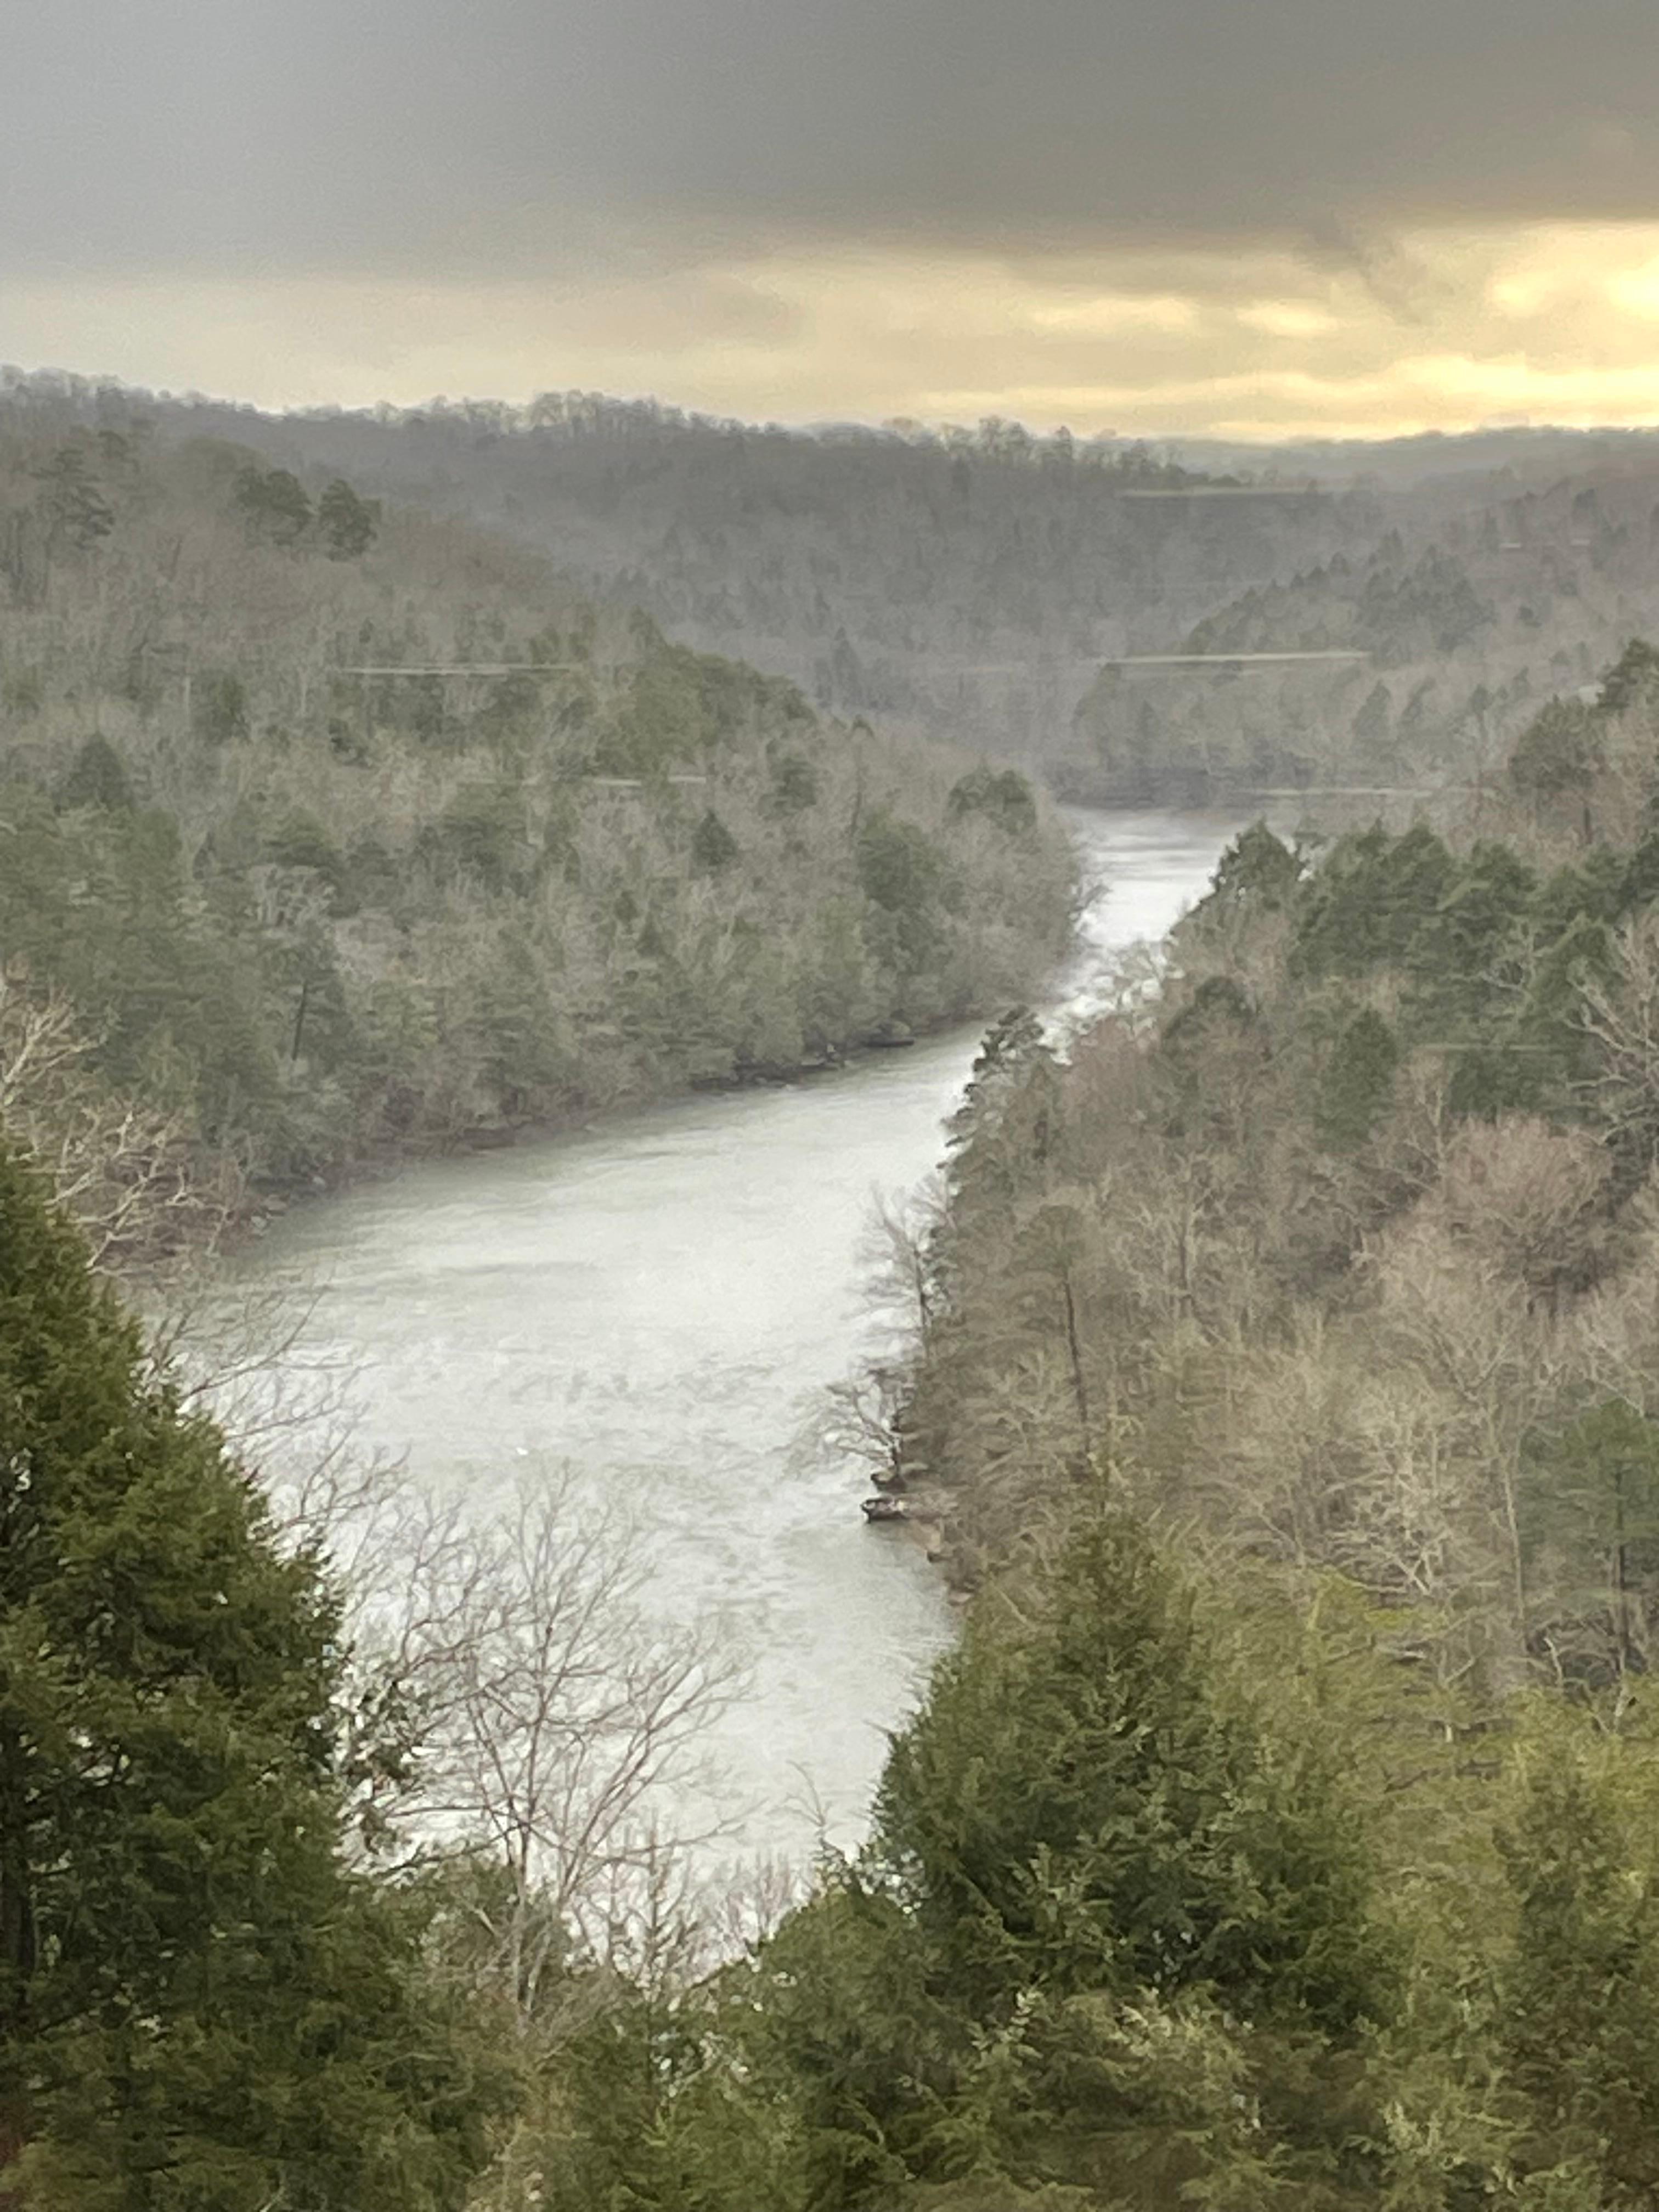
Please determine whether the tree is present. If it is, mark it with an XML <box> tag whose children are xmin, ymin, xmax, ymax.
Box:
<box><xmin>870</xmin><ymin>1511</ymin><xmax>1393</xmax><ymax>2035</ymax></box>
<box><xmin>947</xmin><ymin>768</ymin><xmax>1037</xmax><ymax>838</ymax></box>
<box><xmin>1510</xmin><ymin>698</ymin><xmax>1603</xmax><ymax>805</ymax></box>
<box><xmin>1198</xmin><ymin>820</ymin><xmax>1301</xmax><ymax>916</ymax></box>
<box><xmin>317</xmin><ymin>478</ymin><xmax>380</xmax><ymax>560</ymax></box>
<box><xmin>1352</xmin><ymin>678</ymin><xmax>1393</xmax><ymax>752</ymax></box>
<box><xmin>1314</xmin><ymin>1005</ymin><xmax>1399</xmax><ymax>1152</ymax></box>
<box><xmin>391</xmin><ymin>1479</ymin><xmax>741</xmax><ymax>2029</ymax></box>
<box><xmin>191</xmin><ymin>667</ymin><xmax>249</xmax><ymax>744</ymax></box>
<box><xmin>31</xmin><ymin>442</ymin><xmax>114</xmax><ymax>556</ymax></box>
<box><xmin>712</xmin><ymin>1514</ymin><xmax>1405</xmax><ymax>2205</ymax></box>
<box><xmin>57</xmin><ymin>735</ymin><xmax>132</xmax><ymax>814</ymax></box>
<box><xmin>1497</xmin><ymin>1748</ymin><xmax>1659</xmax><ymax>2202</ymax></box>
<box><xmin>945</xmin><ymin>1007</ymin><xmax>1056</xmax><ymax>1195</ymax></box>
<box><xmin>1527</xmin><ymin>1401</ymin><xmax>1659</xmax><ymax>1681</ymax></box>
<box><xmin>691</xmin><ymin>805</ymin><xmax>740</xmax><ymax>873</ymax></box>
<box><xmin>0</xmin><ymin>1143</ymin><xmax>507</xmax><ymax>2203</ymax></box>
<box><xmin>233</xmin><ymin>464</ymin><xmax>312</xmax><ymax>545</ymax></box>
<box><xmin>1595</xmin><ymin>638</ymin><xmax>1659</xmax><ymax>717</ymax></box>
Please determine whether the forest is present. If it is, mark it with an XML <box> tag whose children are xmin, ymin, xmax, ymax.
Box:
<box><xmin>10</xmin><ymin>363</ymin><xmax>1659</xmax><ymax>2207</ymax></box>
<box><xmin>0</xmin><ymin>398</ymin><xmax>1074</xmax><ymax>1252</ymax></box>
<box><xmin>9</xmin><ymin>617</ymin><xmax>1659</xmax><ymax>2203</ymax></box>
<box><xmin>15</xmin><ymin>370</ymin><xmax>1659</xmax><ymax>815</ymax></box>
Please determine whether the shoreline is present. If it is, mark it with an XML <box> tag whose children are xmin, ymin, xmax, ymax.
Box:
<box><xmin>228</xmin><ymin>993</ymin><xmax>1034</xmax><ymax>1251</ymax></box>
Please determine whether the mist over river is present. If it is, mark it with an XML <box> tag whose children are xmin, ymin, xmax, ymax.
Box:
<box><xmin>227</xmin><ymin>810</ymin><xmax>1242</xmax><ymax>1866</ymax></box>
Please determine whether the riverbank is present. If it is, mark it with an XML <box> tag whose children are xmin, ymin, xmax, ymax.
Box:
<box><xmin>0</xmin><ymin>422</ymin><xmax>1079</xmax><ymax>1265</ymax></box>
<box><xmin>231</xmin><ymin>988</ymin><xmax>1044</xmax><ymax>1244</ymax></box>
<box><xmin>219</xmin><ymin>809</ymin><xmax>1235</xmax><ymax>1869</ymax></box>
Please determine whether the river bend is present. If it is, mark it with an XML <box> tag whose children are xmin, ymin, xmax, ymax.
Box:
<box><xmin>229</xmin><ymin>809</ymin><xmax>1238</xmax><ymax>1862</ymax></box>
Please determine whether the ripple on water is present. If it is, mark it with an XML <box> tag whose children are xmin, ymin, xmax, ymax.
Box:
<box><xmin>221</xmin><ymin>810</ymin><xmax>1234</xmax><ymax>1865</ymax></box>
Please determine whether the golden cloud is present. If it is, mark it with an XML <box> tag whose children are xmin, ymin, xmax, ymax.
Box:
<box><xmin>12</xmin><ymin>221</ymin><xmax>1659</xmax><ymax>442</ymax></box>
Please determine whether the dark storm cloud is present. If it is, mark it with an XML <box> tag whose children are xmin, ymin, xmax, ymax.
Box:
<box><xmin>7</xmin><ymin>0</ymin><xmax>1659</xmax><ymax>283</ymax></box>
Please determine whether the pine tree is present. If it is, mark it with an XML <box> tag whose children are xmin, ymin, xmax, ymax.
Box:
<box><xmin>1316</xmin><ymin>1006</ymin><xmax>1400</xmax><ymax>1152</ymax></box>
<box><xmin>843</xmin><ymin>1515</ymin><xmax>1397</xmax><ymax>2202</ymax></box>
<box><xmin>1497</xmin><ymin>1751</ymin><xmax>1659</xmax><ymax>2204</ymax></box>
<box><xmin>872</xmin><ymin>1514</ymin><xmax>1392</xmax><ymax>2033</ymax></box>
<box><xmin>233</xmin><ymin>465</ymin><xmax>312</xmax><ymax>546</ymax></box>
<box><xmin>0</xmin><ymin>1143</ymin><xmax>508</xmax><ymax>2205</ymax></box>
<box><xmin>317</xmin><ymin>478</ymin><xmax>380</xmax><ymax>560</ymax></box>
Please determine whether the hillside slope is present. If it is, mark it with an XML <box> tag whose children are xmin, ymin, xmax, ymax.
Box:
<box><xmin>0</xmin><ymin>407</ymin><xmax>1073</xmax><ymax>1244</ymax></box>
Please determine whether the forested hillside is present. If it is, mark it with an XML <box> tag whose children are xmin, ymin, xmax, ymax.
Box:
<box><xmin>342</xmin><ymin>641</ymin><xmax>1659</xmax><ymax>2211</ymax></box>
<box><xmin>21</xmin><ymin>363</ymin><xmax>1659</xmax><ymax>2209</ymax></box>
<box><xmin>1073</xmin><ymin>462</ymin><xmax>1659</xmax><ymax>806</ymax></box>
<box><xmin>0</xmin><ymin>371</ymin><xmax>1385</xmax><ymax>775</ymax></box>
<box><xmin>0</xmin><ymin>400</ymin><xmax>1073</xmax><ymax>1247</ymax></box>
<box><xmin>659</xmin><ymin>637</ymin><xmax>1659</xmax><ymax>2207</ymax></box>
<box><xmin>15</xmin><ymin>371</ymin><xmax>1659</xmax><ymax>812</ymax></box>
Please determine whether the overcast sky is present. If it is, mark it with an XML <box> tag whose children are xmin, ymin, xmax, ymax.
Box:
<box><xmin>7</xmin><ymin>0</ymin><xmax>1659</xmax><ymax>437</ymax></box>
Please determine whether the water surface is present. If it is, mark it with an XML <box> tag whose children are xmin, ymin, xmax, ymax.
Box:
<box><xmin>230</xmin><ymin>808</ymin><xmax>1239</xmax><ymax>1859</ymax></box>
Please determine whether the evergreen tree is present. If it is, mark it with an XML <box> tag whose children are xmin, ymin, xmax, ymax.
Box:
<box><xmin>58</xmin><ymin>733</ymin><xmax>133</xmax><ymax>814</ymax></box>
<box><xmin>0</xmin><ymin>1144</ymin><xmax>508</xmax><ymax>2205</ymax></box>
<box><xmin>31</xmin><ymin>443</ymin><xmax>115</xmax><ymax>555</ymax></box>
<box><xmin>1199</xmin><ymin>820</ymin><xmax>1301</xmax><ymax>916</ymax></box>
<box><xmin>1497</xmin><ymin>1751</ymin><xmax>1659</xmax><ymax>2205</ymax></box>
<box><xmin>317</xmin><ymin>478</ymin><xmax>380</xmax><ymax>560</ymax></box>
<box><xmin>233</xmin><ymin>465</ymin><xmax>312</xmax><ymax>546</ymax></box>
<box><xmin>840</xmin><ymin>1517</ymin><xmax>1397</xmax><ymax>2202</ymax></box>
<box><xmin>1316</xmin><ymin>1006</ymin><xmax>1400</xmax><ymax>1152</ymax></box>
<box><xmin>872</xmin><ymin>1514</ymin><xmax>1391</xmax><ymax>2032</ymax></box>
<box><xmin>691</xmin><ymin>805</ymin><xmax>740</xmax><ymax>873</ymax></box>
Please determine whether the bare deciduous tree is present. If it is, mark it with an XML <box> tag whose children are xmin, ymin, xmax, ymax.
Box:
<box><xmin>1580</xmin><ymin>910</ymin><xmax>1659</xmax><ymax>1152</ymax></box>
<box><xmin>386</xmin><ymin>1476</ymin><xmax>745</xmax><ymax>2029</ymax></box>
<box><xmin>0</xmin><ymin>969</ymin><xmax>240</xmax><ymax>1268</ymax></box>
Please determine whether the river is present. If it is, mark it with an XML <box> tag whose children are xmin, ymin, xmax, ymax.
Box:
<box><xmin>226</xmin><ymin>808</ymin><xmax>1240</xmax><ymax>1866</ymax></box>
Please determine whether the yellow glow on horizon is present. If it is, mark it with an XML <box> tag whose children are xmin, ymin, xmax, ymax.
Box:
<box><xmin>1235</xmin><ymin>302</ymin><xmax>1339</xmax><ymax>340</ymax></box>
<box><xmin>12</xmin><ymin>221</ymin><xmax>1659</xmax><ymax>442</ymax></box>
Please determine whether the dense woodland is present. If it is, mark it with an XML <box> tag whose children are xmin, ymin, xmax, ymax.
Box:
<box><xmin>0</xmin><ymin>399</ymin><xmax>1073</xmax><ymax>1246</ymax></box>
<box><xmin>15</xmin><ymin>369</ymin><xmax>1659</xmax><ymax>2207</ymax></box>
<box><xmin>14</xmin><ymin>371</ymin><xmax>1659</xmax><ymax>812</ymax></box>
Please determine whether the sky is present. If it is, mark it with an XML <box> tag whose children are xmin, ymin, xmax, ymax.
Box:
<box><xmin>7</xmin><ymin>0</ymin><xmax>1659</xmax><ymax>440</ymax></box>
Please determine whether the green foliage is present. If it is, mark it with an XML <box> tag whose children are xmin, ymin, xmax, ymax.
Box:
<box><xmin>317</xmin><ymin>476</ymin><xmax>380</xmax><ymax>558</ymax></box>
<box><xmin>1315</xmin><ymin>1006</ymin><xmax>1400</xmax><ymax>1151</ymax></box>
<box><xmin>691</xmin><ymin>805</ymin><xmax>740</xmax><ymax>873</ymax></box>
<box><xmin>1291</xmin><ymin>823</ymin><xmax>1456</xmax><ymax>979</ymax></box>
<box><xmin>233</xmin><ymin>463</ymin><xmax>312</xmax><ymax>545</ymax></box>
<box><xmin>857</xmin><ymin>813</ymin><xmax>941</xmax><ymax>915</ymax></box>
<box><xmin>855</xmin><ymin>811</ymin><xmax>951</xmax><ymax>984</ymax></box>
<box><xmin>0</xmin><ymin>786</ymin><xmax>282</xmax><ymax>1148</ymax></box>
<box><xmin>58</xmin><ymin>733</ymin><xmax>132</xmax><ymax>812</ymax></box>
<box><xmin>0</xmin><ymin>1146</ymin><xmax>510</xmax><ymax>2203</ymax></box>
<box><xmin>419</xmin><ymin>781</ymin><xmax>530</xmax><ymax>894</ymax></box>
<box><xmin>1523</xmin><ymin>1402</ymin><xmax>1659</xmax><ymax>1680</ymax></box>
<box><xmin>769</xmin><ymin>749</ymin><xmax>820</xmax><ymax>815</ymax></box>
<box><xmin>1510</xmin><ymin>698</ymin><xmax>1602</xmax><ymax>802</ymax></box>
<box><xmin>1596</xmin><ymin>636</ymin><xmax>1659</xmax><ymax>715</ymax></box>
<box><xmin>193</xmin><ymin>667</ymin><xmax>249</xmax><ymax>745</ymax></box>
<box><xmin>31</xmin><ymin>440</ymin><xmax>114</xmax><ymax>553</ymax></box>
<box><xmin>526</xmin><ymin>1518</ymin><xmax>1400</xmax><ymax>2210</ymax></box>
<box><xmin>946</xmin><ymin>1007</ymin><xmax>1057</xmax><ymax>1197</ymax></box>
<box><xmin>1497</xmin><ymin>1752</ymin><xmax>1659</xmax><ymax>2203</ymax></box>
<box><xmin>872</xmin><ymin>1515</ymin><xmax>1393</xmax><ymax>2035</ymax></box>
<box><xmin>947</xmin><ymin>766</ymin><xmax>1038</xmax><ymax>837</ymax></box>
<box><xmin>1202</xmin><ymin>820</ymin><xmax>1302</xmax><ymax>913</ymax></box>
<box><xmin>1353</xmin><ymin>679</ymin><xmax>1393</xmax><ymax>749</ymax></box>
